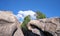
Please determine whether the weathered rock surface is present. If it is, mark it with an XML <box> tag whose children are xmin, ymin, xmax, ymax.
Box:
<box><xmin>0</xmin><ymin>11</ymin><xmax>60</xmax><ymax>36</ymax></box>
<box><xmin>0</xmin><ymin>11</ymin><xmax>24</xmax><ymax>36</ymax></box>
<box><xmin>27</xmin><ymin>17</ymin><xmax>60</xmax><ymax>36</ymax></box>
<box><xmin>14</xmin><ymin>23</ymin><xmax>24</xmax><ymax>36</ymax></box>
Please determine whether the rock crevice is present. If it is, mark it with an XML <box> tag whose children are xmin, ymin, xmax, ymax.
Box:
<box><xmin>0</xmin><ymin>11</ymin><xmax>60</xmax><ymax>36</ymax></box>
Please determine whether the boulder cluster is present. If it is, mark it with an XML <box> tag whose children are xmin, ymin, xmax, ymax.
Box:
<box><xmin>0</xmin><ymin>11</ymin><xmax>60</xmax><ymax>36</ymax></box>
<box><xmin>27</xmin><ymin>17</ymin><xmax>60</xmax><ymax>36</ymax></box>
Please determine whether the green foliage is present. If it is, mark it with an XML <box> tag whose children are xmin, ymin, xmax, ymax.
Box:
<box><xmin>21</xmin><ymin>15</ymin><xmax>31</xmax><ymax>30</ymax></box>
<box><xmin>21</xmin><ymin>11</ymin><xmax>46</xmax><ymax>35</ymax></box>
<box><xmin>36</xmin><ymin>11</ymin><xmax>46</xmax><ymax>19</ymax></box>
<box><xmin>21</xmin><ymin>11</ymin><xmax>46</xmax><ymax>30</ymax></box>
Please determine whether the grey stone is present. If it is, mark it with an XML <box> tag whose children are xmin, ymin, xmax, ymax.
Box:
<box><xmin>27</xmin><ymin>17</ymin><xmax>60</xmax><ymax>36</ymax></box>
<box><xmin>0</xmin><ymin>11</ymin><xmax>24</xmax><ymax>36</ymax></box>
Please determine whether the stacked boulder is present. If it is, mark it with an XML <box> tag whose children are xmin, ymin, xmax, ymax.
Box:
<box><xmin>0</xmin><ymin>11</ymin><xmax>60</xmax><ymax>36</ymax></box>
<box><xmin>27</xmin><ymin>17</ymin><xmax>60</xmax><ymax>36</ymax></box>
<box><xmin>0</xmin><ymin>11</ymin><xmax>24</xmax><ymax>36</ymax></box>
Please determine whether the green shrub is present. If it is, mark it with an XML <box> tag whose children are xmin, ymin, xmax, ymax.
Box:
<box><xmin>36</xmin><ymin>11</ymin><xmax>46</xmax><ymax>19</ymax></box>
<box><xmin>21</xmin><ymin>15</ymin><xmax>31</xmax><ymax>30</ymax></box>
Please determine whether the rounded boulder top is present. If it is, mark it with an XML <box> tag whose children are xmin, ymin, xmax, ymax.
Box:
<box><xmin>0</xmin><ymin>11</ymin><xmax>16</xmax><ymax>22</ymax></box>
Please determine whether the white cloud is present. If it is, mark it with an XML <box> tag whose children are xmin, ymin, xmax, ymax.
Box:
<box><xmin>15</xmin><ymin>10</ymin><xmax>36</xmax><ymax>22</ymax></box>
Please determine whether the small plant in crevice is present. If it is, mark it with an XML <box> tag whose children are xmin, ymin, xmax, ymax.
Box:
<box><xmin>21</xmin><ymin>15</ymin><xmax>31</xmax><ymax>36</ymax></box>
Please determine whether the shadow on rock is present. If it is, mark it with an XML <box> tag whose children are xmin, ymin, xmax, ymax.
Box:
<box><xmin>21</xmin><ymin>24</ymin><xmax>53</xmax><ymax>36</ymax></box>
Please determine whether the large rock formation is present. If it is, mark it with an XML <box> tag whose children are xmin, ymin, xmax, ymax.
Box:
<box><xmin>0</xmin><ymin>11</ymin><xmax>60</xmax><ymax>36</ymax></box>
<box><xmin>27</xmin><ymin>17</ymin><xmax>60</xmax><ymax>36</ymax></box>
<box><xmin>0</xmin><ymin>11</ymin><xmax>24</xmax><ymax>36</ymax></box>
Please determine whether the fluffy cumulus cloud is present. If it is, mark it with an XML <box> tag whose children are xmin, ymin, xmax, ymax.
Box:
<box><xmin>15</xmin><ymin>10</ymin><xmax>36</xmax><ymax>22</ymax></box>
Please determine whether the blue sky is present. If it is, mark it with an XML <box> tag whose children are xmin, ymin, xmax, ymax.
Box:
<box><xmin>0</xmin><ymin>0</ymin><xmax>60</xmax><ymax>22</ymax></box>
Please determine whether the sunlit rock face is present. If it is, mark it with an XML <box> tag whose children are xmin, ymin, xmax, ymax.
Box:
<box><xmin>27</xmin><ymin>17</ymin><xmax>60</xmax><ymax>36</ymax></box>
<box><xmin>0</xmin><ymin>11</ymin><xmax>60</xmax><ymax>36</ymax></box>
<box><xmin>0</xmin><ymin>11</ymin><xmax>24</xmax><ymax>36</ymax></box>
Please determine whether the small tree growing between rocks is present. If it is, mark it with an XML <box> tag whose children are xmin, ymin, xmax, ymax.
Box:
<box><xmin>21</xmin><ymin>15</ymin><xmax>31</xmax><ymax>30</ymax></box>
<box><xmin>21</xmin><ymin>15</ymin><xmax>31</xmax><ymax>36</ymax></box>
<box><xmin>21</xmin><ymin>11</ymin><xmax>46</xmax><ymax>36</ymax></box>
<box><xmin>36</xmin><ymin>11</ymin><xmax>46</xmax><ymax>19</ymax></box>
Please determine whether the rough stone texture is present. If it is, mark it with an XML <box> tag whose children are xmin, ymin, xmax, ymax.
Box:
<box><xmin>0</xmin><ymin>11</ymin><xmax>60</xmax><ymax>36</ymax></box>
<box><xmin>0</xmin><ymin>11</ymin><xmax>24</xmax><ymax>36</ymax></box>
<box><xmin>14</xmin><ymin>22</ymin><xmax>24</xmax><ymax>36</ymax></box>
<box><xmin>31</xmin><ymin>28</ymin><xmax>40</xmax><ymax>35</ymax></box>
<box><xmin>27</xmin><ymin>17</ymin><xmax>60</xmax><ymax>36</ymax></box>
